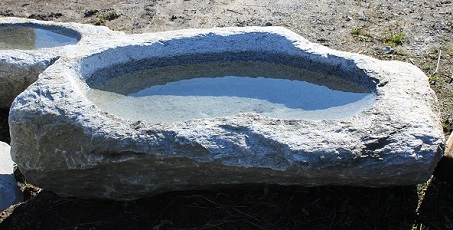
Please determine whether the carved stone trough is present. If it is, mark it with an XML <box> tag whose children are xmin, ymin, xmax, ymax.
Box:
<box><xmin>0</xmin><ymin>17</ymin><xmax>118</xmax><ymax>108</ymax></box>
<box><xmin>9</xmin><ymin>27</ymin><xmax>444</xmax><ymax>200</ymax></box>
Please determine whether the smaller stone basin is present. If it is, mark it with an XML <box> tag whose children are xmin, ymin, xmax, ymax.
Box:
<box><xmin>9</xmin><ymin>27</ymin><xmax>444</xmax><ymax>200</ymax></box>
<box><xmin>0</xmin><ymin>17</ymin><xmax>118</xmax><ymax>108</ymax></box>
<box><xmin>0</xmin><ymin>24</ymin><xmax>80</xmax><ymax>50</ymax></box>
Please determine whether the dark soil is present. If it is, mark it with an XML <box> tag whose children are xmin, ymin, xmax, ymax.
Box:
<box><xmin>0</xmin><ymin>109</ymin><xmax>10</xmax><ymax>144</ymax></box>
<box><xmin>1</xmin><ymin>171</ymin><xmax>453</xmax><ymax>229</ymax></box>
<box><xmin>0</xmin><ymin>184</ymin><xmax>422</xmax><ymax>230</ymax></box>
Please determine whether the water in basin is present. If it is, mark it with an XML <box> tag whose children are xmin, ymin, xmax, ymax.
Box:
<box><xmin>87</xmin><ymin>61</ymin><xmax>376</xmax><ymax>123</ymax></box>
<box><xmin>0</xmin><ymin>26</ymin><xmax>79</xmax><ymax>50</ymax></box>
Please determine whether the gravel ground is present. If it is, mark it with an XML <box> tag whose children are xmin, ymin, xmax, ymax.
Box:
<box><xmin>2</xmin><ymin>0</ymin><xmax>452</xmax><ymax>126</ymax></box>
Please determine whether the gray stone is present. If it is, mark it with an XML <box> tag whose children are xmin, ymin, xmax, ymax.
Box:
<box><xmin>9</xmin><ymin>27</ymin><xmax>444</xmax><ymax>200</ymax></box>
<box><xmin>0</xmin><ymin>141</ymin><xmax>22</xmax><ymax>211</ymax></box>
<box><xmin>384</xmin><ymin>46</ymin><xmax>395</xmax><ymax>54</ymax></box>
<box><xmin>0</xmin><ymin>17</ymin><xmax>120</xmax><ymax>108</ymax></box>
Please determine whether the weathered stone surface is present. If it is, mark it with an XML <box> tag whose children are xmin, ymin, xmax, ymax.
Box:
<box><xmin>9</xmin><ymin>27</ymin><xmax>444</xmax><ymax>200</ymax></box>
<box><xmin>0</xmin><ymin>17</ymin><xmax>120</xmax><ymax>108</ymax></box>
<box><xmin>0</xmin><ymin>141</ymin><xmax>22</xmax><ymax>211</ymax></box>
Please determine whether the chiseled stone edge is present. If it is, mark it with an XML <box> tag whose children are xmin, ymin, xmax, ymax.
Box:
<box><xmin>9</xmin><ymin>27</ymin><xmax>444</xmax><ymax>200</ymax></box>
<box><xmin>0</xmin><ymin>17</ymin><xmax>121</xmax><ymax>108</ymax></box>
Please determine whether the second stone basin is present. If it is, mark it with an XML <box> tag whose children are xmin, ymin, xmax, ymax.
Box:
<box><xmin>0</xmin><ymin>24</ymin><xmax>79</xmax><ymax>50</ymax></box>
<box><xmin>9</xmin><ymin>27</ymin><xmax>444</xmax><ymax>200</ymax></box>
<box><xmin>0</xmin><ymin>17</ymin><xmax>119</xmax><ymax>108</ymax></box>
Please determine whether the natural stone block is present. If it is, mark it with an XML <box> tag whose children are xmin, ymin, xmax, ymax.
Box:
<box><xmin>9</xmin><ymin>27</ymin><xmax>444</xmax><ymax>200</ymax></box>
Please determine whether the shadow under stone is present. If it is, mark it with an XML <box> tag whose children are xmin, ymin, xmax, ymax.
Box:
<box><xmin>0</xmin><ymin>185</ymin><xmax>419</xmax><ymax>230</ymax></box>
<box><xmin>0</xmin><ymin>109</ymin><xmax>9</xmax><ymax>144</ymax></box>
<box><xmin>417</xmin><ymin>177</ymin><xmax>453</xmax><ymax>229</ymax></box>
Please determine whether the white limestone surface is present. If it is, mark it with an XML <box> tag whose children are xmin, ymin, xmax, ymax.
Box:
<box><xmin>9</xmin><ymin>26</ymin><xmax>444</xmax><ymax>200</ymax></box>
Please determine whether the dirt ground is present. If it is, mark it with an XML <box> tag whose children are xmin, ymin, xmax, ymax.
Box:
<box><xmin>2</xmin><ymin>0</ymin><xmax>452</xmax><ymax>126</ymax></box>
<box><xmin>0</xmin><ymin>0</ymin><xmax>453</xmax><ymax>229</ymax></box>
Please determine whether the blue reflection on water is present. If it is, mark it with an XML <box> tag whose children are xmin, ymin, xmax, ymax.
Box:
<box><xmin>130</xmin><ymin>76</ymin><xmax>372</xmax><ymax>111</ymax></box>
<box><xmin>0</xmin><ymin>26</ymin><xmax>78</xmax><ymax>50</ymax></box>
<box><xmin>34</xmin><ymin>28</ymin><xmax>78</xmax><ymax>49</ymax></box>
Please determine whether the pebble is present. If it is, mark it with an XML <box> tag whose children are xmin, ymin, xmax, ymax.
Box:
<box><xmin>384</xmin><ymin>46</ymin><xmax>395</xmax><ymax>54</ymax></box>
<box><xmin>357</xmin><ymin>11</ymin><xmax>367</xmax><ymax>20</ymax></box>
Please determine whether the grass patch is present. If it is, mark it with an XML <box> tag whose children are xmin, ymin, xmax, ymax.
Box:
<box><xmin>429</xmin><ymin>73</ymin><xmax>439</xmax><ymax>83</ymax></box>
<box><xmin>351</xmin><ymin>28</ymin><xmax>373</xmax><ymax>41</ymax></box>
<box><xmin>105</xmin><ymin>10</ymin><xmax>119</xmax><ymax>21</ymax></box>
<box><xmin>90</xmin><ymin>10</ymin><xmax>120</xmax><ymax>26</ymax></box>
<box><xmin>385</xmin><ymin>32</ymin><xmax>405</xmax><ymax>46</ymax></box>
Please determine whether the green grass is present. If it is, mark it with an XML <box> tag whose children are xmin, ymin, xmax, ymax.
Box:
<box><xmin>351</xmin><ymin>28</ymin><xmax>373</xmax><ymax>41</ymax></box>
<box><xmin>430</xmin><ymin>73</ymin><xmax>439</xmax><ymax>82</ymax></box>
<box><xmin>385</xmin><ymin>32</ymin><xmax>405</xmax><ymax>46</ymax></box>
<box><xmin>90</xmin><ymin>10</ymin><xmax>119</xmax><ymax>26</ymax></box>
<box><xmin>105</xmin><ymin>10</ymin><xmax>119</xmax><ymax>21</ymax></box>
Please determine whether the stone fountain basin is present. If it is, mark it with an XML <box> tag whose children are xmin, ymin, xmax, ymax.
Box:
<box><xmin>9</xmin><ymin>27</ymin><xmax>444</xmax><ymax>200</ymax></box>
<box><xmin>0</xmin><ymin>17</ymin><xmax>119</xmax><ymax>108</ymax></box>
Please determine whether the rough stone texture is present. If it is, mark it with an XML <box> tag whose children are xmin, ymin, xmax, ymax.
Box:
<box><xmin>0</xmin><ymin>17</ymin><xmax>120</xmax><ymax>108</ymax></box>
<box><xmin>0</xmin><ymin>141</ymin><xmax>22</xmax><ymax>211</ymax></box>
<box><xmin>9</xmin><ymin>27</ymin><xmax>444</xmax><ymax>200</ymax></box>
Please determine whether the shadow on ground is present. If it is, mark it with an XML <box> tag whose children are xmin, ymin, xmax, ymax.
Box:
<box><xmin>1</xmin><ymin>184</ymin><xmax>421</xmax><ymax>230</ymax></box>
<box><xmin>417</xmin><ymin>178</ymin><xmax>453</xmax><ymax>229</ymax></box>
<box><xmin>0</xmin><ymin>109</ymin><xmax>10</xmax><ymax>144</ymax></box>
